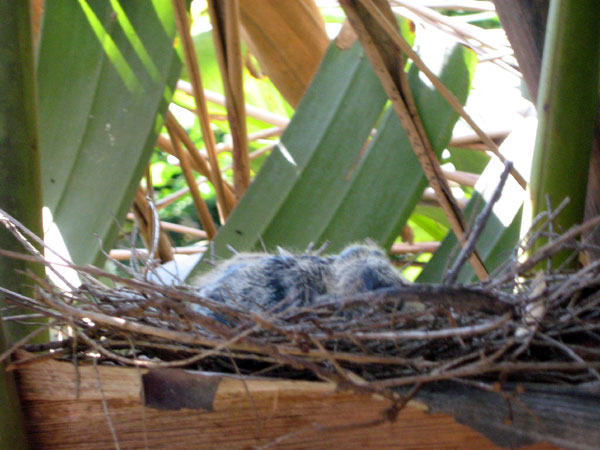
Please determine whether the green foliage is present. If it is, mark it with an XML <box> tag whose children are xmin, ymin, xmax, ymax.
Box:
<box><xmin>418</xmin><ymin>195</ymin><xmax>522</xmax><ymax>283</ymax></box>
<box><xmin>38</xmin><ymin>0</ymin><xmax>182</xmax><ymax>266</ymax></box>
<box><xmin>0</xmin><ymin>0</ymin><xmax>46</xmax><ymax>341</ymax></box>
<box><xmin>529</xmin><ymin>0</ymin><xmax>600</xmax><ymax>265</ymax></box>
<box><xmin>189</xmin><ymin>30</ymin><xmax>293</xmax><ymax>126</ymax></box>
<box><xmin>188</xmin><ymin>38</ymin><xmax>476</xmax><ymax>279</ymax></box>
<box><xmin>0</xmin><ymin>1</ymin><xmax>43</xmax><ymax>446</ymax></box>
<box><xmin>409</xmin><ymin>207</ymin><xmax>449</xmax><ymax>242</ymax></box>
<box><xmin>445</xmin><ymin>147</ymin><xmax>490</xmax><ymax>174</ymax></box>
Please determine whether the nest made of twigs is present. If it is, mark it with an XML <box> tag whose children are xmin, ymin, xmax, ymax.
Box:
<box><xmin>1</xmin><ymin>209</ymin><xmax>600</xmax><ymax>401</ymax></box>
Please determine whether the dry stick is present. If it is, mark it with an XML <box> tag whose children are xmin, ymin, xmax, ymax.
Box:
<box><xmin>221</xmin><ymin>144</ymin><xmax>277</xmax><ymax>172</ymax></box>
<box><xmin>29</xmin><ymin>282</ymin><xmax>414</xmax><ymax>368</ymax></box>
<box><xmin>361</xmin><ymin>0</ymin><xmax>527</xmax><ymax>189</ymax></box>
<box><xmin>207</xmin><ymin>0</ymin><xmax>250</xmax><ymax>197</ymax></box>
<box><xmin>449</xmin><ymin>128</ymin><xmax>510</xmax><ymax>147</ymax></box>
<box><xmin>445</xmin><ymin>161</ymin><xmax>513</xmax><ymax>285</ymax></box>
<box><xmin>332</xmin><ymin>312</ymin><xmax>511</xmax><ymax>341</ymax></box>
<box><xmin>393</xmin><ymin>0</ymin><xmax>505</xmax><ymax>51</ymax></box>
<box><xmin>165</xmin><ymin>112</ymin><xmax>237</xmax><ymax>210</ymax></box>
<box><xmin>381</xmin><ymin>1</ymin><xmax>479</xmax><ymax>269</ymax></box>
<box><xmin>310</xmin><ymin>336</ymin><xmax>366</xmax><ymax>386</ymax></box>
<box><xmin>165</xmin><ymin>113</ymin><xmax>212</xmax><ymax>177</ymax></box>
<box><xmin>96</xmin><ymin>339</ymin><xmax>282</xmax><ymax>365</ymax></box>
<box><xmin>147</xmin><ymin>198</ymin><xmax>163</xmax><ymax>266</ymax></box>
<box><xmin>93</xmin><ymin>357</ymin><xmax>121</xmax><ymax>450</ymax></box>
<box><xmin>0</xmin><ymin>285</ymin><xmax>65</xmax><ymax>322</ymax></box>
<box><xmin>390</xmin><ymin>241</ymin><xmax>439</xmax><ymax>254</ymax></box>
<box><xmin>224</xmin><ymin>0</ymin><xmax>249</xmax><ymax>194</ymax></box>
<box><xmin>537</xmin><ymin>333</ymin><xmax>600</xmax><ymax>381</ymax></box>
<box><xmin>0</xmin><ymin>322</ymin><xmax>53</xmax><ymax>364</ymax></box>
<box><xmin>77</xmin><ymin>330</ymin><xmax>215</xmax><ymax>370</ymax></box>
<box><xmin>501</xmin><ymin>198</ymin><xmax>570</xmax><ymax>276</ymax></box>
<box><xmin>1</xmin><ymin>313</ymin><xmax>46</xmax><ymax>321</ymax></box>
<box><xmin>132</xmin><ymin>187</ymin><xmax>174</xmax><ymax>264</ymax></box>
<box><xmin>171</xmin><ymin>0</ymin><xmax>233</xmax><ymax>218</ymax></box>
<box><xmin>443</xmin><ymin>168</ymin><xmax>479</xmax><ymax>187</ymax></box>
<box><xmin>493</xmin><ymin>215</ymin><xmax>600</xmax><ymax>287</ymax></box>
<box><xmin>374</xmin><ymin>338</ymin><xmax>514</xmax><ymax>389</ymax></box>
<box><xmin>109</xmin><ymin>246</ymin><xmax>207</xmax><ymax>261</ymax></box>
<box><xmin>341</xmin><ymin>0</ymin><xmax>488</xmax><ymax>280</ymax></box>
<box><xmin>217</xmin><ymin>127</ymin><xmax>283</xmax><ymax>154</ymax></box>
<box><xmin>391</xmin><ymin>0</ymin><xmax>496</xmax><ymax>14</ymax></box>
<box><xmin>166</xmin><ymin>121</ymin><xmax>217</xmax><ymax>239</ymax></box>
<box><xmin>145</xmin><ymin>165</ymin><xmax>153</xmax><ymax>198</ymax></box>
<box><xmin>549</xmin><ymin>259</ymin><xmax>600</xmax><ymax>307</ymax></box>
<box><xmin>177</xmin><ymin>81</ymin><xmax>290</xmax><ymax>128</ymax></box>
<box><xmin>154</xmin><ymin>138</ymin><xmax>277</xmax><ymax>213</ymax></box>
<box><xmin>375</xmin><ymin>360</ymin><xmax>600</xmax><ymax>389</ymax></box>
<box><xmin>125</xmin><ymin>213</ymin><xmax>207</xmax><ymax>238</ymax></box>
<box><xmin>0</xmin><ymin>209</ymin><xmax>76</xmax><ymax>291</ymax></box>
<box><xmin>7</xmin><ymin>349</ymin><xmax>69</xmax><ymax>371</ymax></box>
<box><xmin>141</xmin><ymin>170</ymin><xmax>165</xmax><ymax>265</ymax></box>
<box><xmin>158</xmin><ymin>125</ymin><xmax>280</xmax><ymax>163</ymax></box>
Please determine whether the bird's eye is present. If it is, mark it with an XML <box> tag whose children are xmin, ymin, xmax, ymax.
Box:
<box><xmin>359</xmin><ymin>267</ymin><xmax>394</xmax><ymax>291</ymax></box>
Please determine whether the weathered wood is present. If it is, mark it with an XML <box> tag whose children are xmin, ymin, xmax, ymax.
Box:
<box><xmin>418</xmin><ymin>382</ymin><xmax>600</xmax><ymax>450</ymax></box>
<box><xmin>14</xmin><ymin>353</ymin><xmax>559</xmax><ymax>449</ymax></box>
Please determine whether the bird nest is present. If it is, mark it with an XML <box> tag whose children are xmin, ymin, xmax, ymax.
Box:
<box><xmin>1</xmin><ymin>210</ymin><xmax>600</xmax><ymax>404</ymax></box>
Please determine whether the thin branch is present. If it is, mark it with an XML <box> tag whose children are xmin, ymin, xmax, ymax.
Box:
<box><xmin>125</xmin><ymin>213</ymin><xmax>208</xmax><ymax>238</ymax></box>
<box><xmin>445</xmin><ymin>161</ymin><xmax>512</xmax><ymax>284</ymax></box>
<box><xmin>166</xmin><ymin>112</ymin><xmax>237</xmax><ymax>212</ymax></box>
<box><xmin>322</xmin><ymin>312</ymin><xmax>510</xmax><ymax>341</ymax></box>
<box><xmin>341</xmin><ymin>0</ymin><xmax>489</xmax><ymax>280</ymax></box>
<box><xmin>176</xmin><ymin>82</ymin><xmax>290</xmax><ymax>128</ymax></box>
<box><xmin>165</xmin><ymin>121</ymin><xmax>217</xmax><ymax>239</ymax></box>
<box><xmin>171</xmin><ymin>0</ymin><xmax>233</xmax><ymax>217</ymax></box>
<box><xmin>363</xmin><ymin>0</ymin><xmax>527</xmax><ymax>189</ymax></box>
<box><xmin>207</xmin><ymin>0</ymin><xmax>250</xmax><ymax>196</ymax></box>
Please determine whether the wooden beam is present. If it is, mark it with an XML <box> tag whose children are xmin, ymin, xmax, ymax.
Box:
<box><xmin>14</xmin><ymin>352</ymin><xmax>559</xmax><ymax>449</ymax></box>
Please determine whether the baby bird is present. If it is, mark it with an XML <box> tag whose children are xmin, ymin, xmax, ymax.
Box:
<box><xmin>188</xmin><ymin>244</ymin><xmax>406</xmax><ymax>323</ymax></box>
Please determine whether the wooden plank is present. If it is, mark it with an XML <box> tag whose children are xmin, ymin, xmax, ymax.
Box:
<box><xmin>14</xmin><ymin>354</ymin><xmax>559</xmax><ymax>449</ymax></box>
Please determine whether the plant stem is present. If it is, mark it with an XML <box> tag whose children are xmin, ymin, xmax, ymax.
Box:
<box><xmin>530</xmin><ymin>0</ymin><xmax>600</xmax><ymax>264</ymax></box>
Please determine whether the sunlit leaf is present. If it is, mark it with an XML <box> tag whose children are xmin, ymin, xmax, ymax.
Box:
<box><xmin>445</xmin><ymin>147</ymin><xmax>490</xmax><ymax>174</ymax></box>
<box><xmin>417</xmin><ymin>195</ymin><xmax>522</xmax><ymax>283</ymax></box>
<box><xmin>409</xmin><ymin>209</ymin><xmax>449</xmax><ymax>242</ymax></box>
<box><xmin>187</xmin><ymin>38</ymin><xmax>475</xmax><ymax>278</ymax></box>
<box><xmin>38</xmin><ymin>0</ymin><xmax>181</xmax><ymax>265</ymax></box>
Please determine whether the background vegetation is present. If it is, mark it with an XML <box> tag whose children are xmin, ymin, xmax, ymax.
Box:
<box><xmin>1</xmin><ymin>1</ymin><xmax>599</xmax><ymax>447</ymax></box>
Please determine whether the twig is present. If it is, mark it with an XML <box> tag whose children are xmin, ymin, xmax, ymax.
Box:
<box><xmin>177</xmin><ymin>81</ymin><xmax>290</xmax><ymax>128</ymax></box>
<box><xmin>537</xmin><ymin>333</ymin><xmax>600</xmax><ymax>381</ymax></box>
<box><xmin>341</xmin><ymin>0</ymin><xmax>489</xmax><ymax>281</ymax></box>
<box><xmin>166</xmin><ymin>120</ymin><xmax>217</xmax><ymax>239</ymax></box>
<box><xmin>171</xmin><ymin>0</ymin><xmax>233</xmax><ymax>217</ymax></box>
<box><xmin>325</xmin><ymin>312</ymin><xmax>511</xmax><ymax>341</ymax></box>
<box><xmin>93</xmin><ymin>358</ymin><xmax>121</xmax><ymax>450</ymax></box>
<box><xmin>445</xmin><ymin>161</ymin><xmax>513</xmax><ymax>284</ymax></box>
<box><xmin>0</xmin><ymin>209</ymin><xmax>76</xmax><ymax>290</ymax></box>
<box><xmin>493</xmin><ymin>215</ymin><xmax>600</xmax><ymax>287</ymax></box>
<box><xmin>0</xmin><ymin>322</ymin><xmax>54</xmax><ymax>364</ymax></box>
<box><xmin>364</xmin><ymin>0</ymin><xmax>527</xmax><ymax>189</ymax></box>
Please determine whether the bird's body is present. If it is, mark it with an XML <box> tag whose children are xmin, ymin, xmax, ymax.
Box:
<box><xmin>189</xmin><ymin>244</ymin><xmax>406</xmax><ymax>322</ymax></box>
